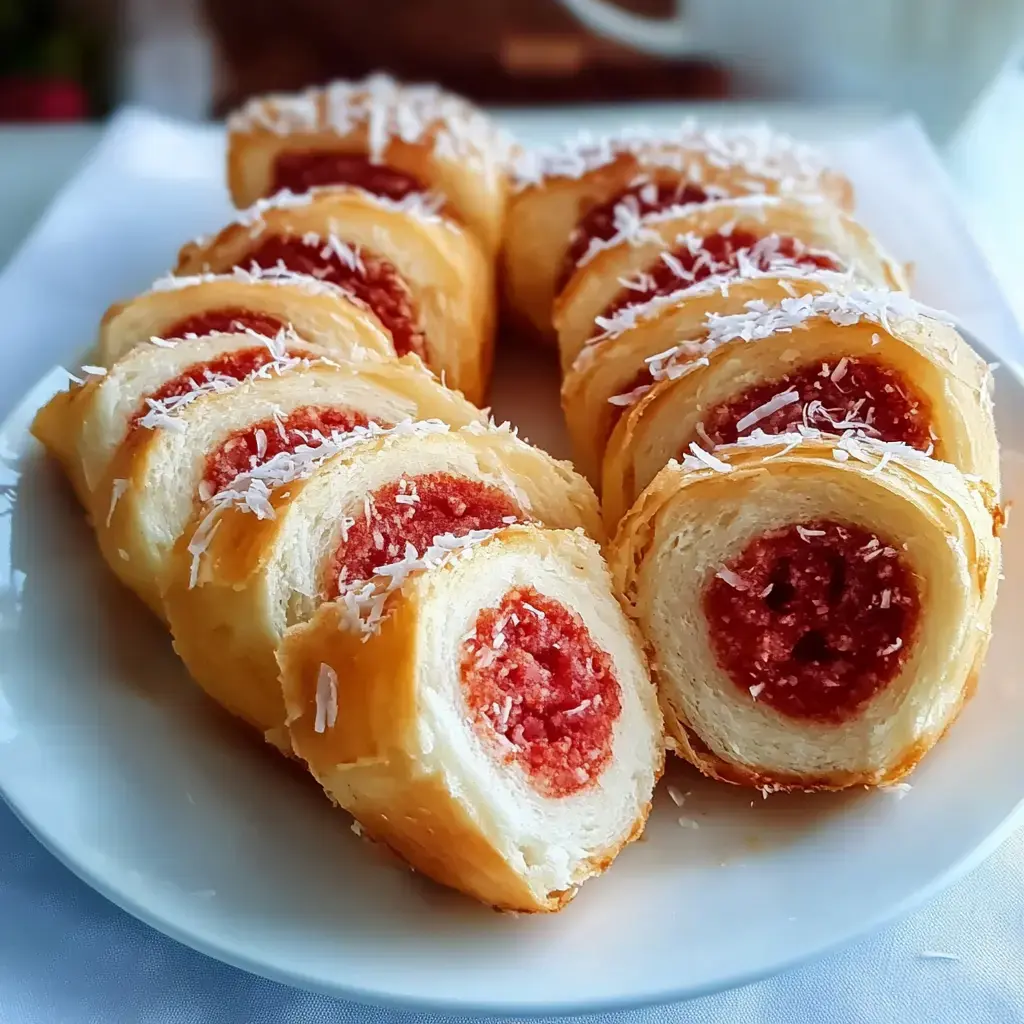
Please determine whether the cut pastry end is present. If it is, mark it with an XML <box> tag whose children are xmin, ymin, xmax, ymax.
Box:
<box><xmin>609</xmin><ymin>437</ymin><xmax>1000</xmax><ymax>790</ymax></box>
<box><xmin>226</xmin><ymin>74</ymin><xmax>511</xmax><ymax>253</ymax></box>
<box><xmin>279</xmin><ymin>525</ymin><xmax>664</xmax><ymax>912</ymax></box>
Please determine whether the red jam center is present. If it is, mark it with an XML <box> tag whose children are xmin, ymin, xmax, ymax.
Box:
<box><xmin>704</xmin><ymin>520</ymin><xmax>920</xmax><ymax>723</ymax></box>
<box><xmin>460</xmin><ymin>587</ymin><xmax>622</xmax><ymax>797</ymax></box>
<box><xmin>130</xmin><ymin>347</ymin><xmax>278</xmax><ymax>429</ymax></box>
<box><xmin>242</xmin><ymin>235</ymin><xmax>425</xmax><ymax>360</ymax></box>
<box><xmin>560</xmin><ymin>180</ymin><xmax>710</xmax><ymax>290</ymax></box>
<box><xmin>202</xmin><ymin>405</ymin><xmax>375</xmax><ymax>498</ymax></box>
<box><xmin>696</xmin><ymin>358</ymin><xmax>934</xmax><ymax>450</ymax></box>
<box><xmin>602</xmin><ymin>229</ymin><xmax>842</xmax><ymax>321</ymax></box>
<box><xmin>162</xmin><ymin>308</ymin><xmax>285</xmax><ymax>341</ymax></box>
<box><xmin>326</xmin><ymin>473</ymin><xmax>521</xmax><ymax>596</ymax></box>
<box><xmin>270</xmin><ymin>151</ymin><xmax>425</xmax><ymax>203</ymax></box>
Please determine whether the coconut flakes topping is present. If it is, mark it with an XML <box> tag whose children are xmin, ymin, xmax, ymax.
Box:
<box><xmin>336</xmin><ymin>528</ymin><xmax>503</xmax><ymax>638</ymax></box>
<box><xmin>186</xmin><ymin>418</ymin><xmax>450</xmax><ymax>587</ymax></box>
<box><xmin>512</xmin><ymin>120</ymin><xmax>830</xmax><ymax>191</ymax></box>
<box><xmin>592</xmin><ymin>267</ymin><xmax>853</xmax><ymax>343</ymax></box>
<box><xmin>229</xmin><ymin>73</ymin><xmax>512</xmax><ymax>168</ymax></box>
<box><xmin>106</xmin><ymin>478</ymin><xmax>128</xmax><ymax>527</ymax></box>
<box><xmin>734</xmin><ymin>388</ymin><xmax>800</xmax><ymax>434</ymax></box>
<box><xmin>314</xmin><ymin>663</ymin><xmax>339</xmax><ymax>733</ymax></box>
<box><xmin>135</xmin><ymin>330</ymin><xmax>313</xmax><ymax>433</ymax></box>
<box><xmin>605</xmin><ymin>287</ymin><xmax>953</xmax><ymax>408</ymax></box>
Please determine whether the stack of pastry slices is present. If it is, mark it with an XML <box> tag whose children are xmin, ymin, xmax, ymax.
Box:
<box><xmin>504</xmin><ymin>121</ymin><xmax>1002</xmax><ymax>793</ymax></box>
<box><xmin>33</xmin><ymin>73</ymin><xmax>1002</xmax><ymax>912</ymax></box>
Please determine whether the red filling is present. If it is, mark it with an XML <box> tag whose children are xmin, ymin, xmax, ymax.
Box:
<box><xmin>270</xmin><ymin>151</ymin><xmax>425</xmax><ymax>204</ymax></box>
<box><xmin>325</xmin><ymin>473</ymin><xmax>521</xmax><ymax>596</ymax></box>
<box><xmin>696</xmin><ymin>358</ymin><xmax>934</xmax><ymax>450</ymax></box>
<box><xmin>704</xmin><ymin>520</ymin><xmax>920</xmax><ymax>723</ymax></box>
<box><xmin>162</xmin><ymin>308</ymin><xmax>285</xmax><ymax>341</ymax></box>
<box><xmin>602</xmin><ymin>229</ymin><xmax>841</xmax><ymax>321</ymax></box>
<box><xmin>242</xmin><ymin>235</ymin><xmax>425</xmax><ymax>360</ymax></box>
<box><xmin>560</xmin><ymin>180</ymin><xmax>711</xmax><ymax>290</ymax></box>
<box><xmin>202</xmin><ymin>405</ymin><xmax>376</xmax><ymax>498</ymax></box>
<box><xmin>131</xmin><ymin>347</ymin><xmax>279</xmax><ymax>429</ymax></box>
<box><xmin>460</xmin><ymin>587</ymin><xmax>622</xmax><ymax>797</ymax></box>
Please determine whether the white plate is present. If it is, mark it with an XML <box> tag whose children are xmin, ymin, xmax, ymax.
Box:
<box><xmin>1</xmin><ymin>110</ymin><xmax>1023</xmax><ymax>1017</ymax></box>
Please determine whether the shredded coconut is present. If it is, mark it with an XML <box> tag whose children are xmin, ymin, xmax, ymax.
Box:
<box><xmin>314</xmin><ymin>663</ymin><xmax>339</xmax><ymax>732</ymax></box>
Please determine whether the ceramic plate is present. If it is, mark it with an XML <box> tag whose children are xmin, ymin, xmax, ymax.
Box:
<box><xmin>0</xmin><ymin>110</ymin><xmax>1022</xmax><ymax>1016</ymax></box>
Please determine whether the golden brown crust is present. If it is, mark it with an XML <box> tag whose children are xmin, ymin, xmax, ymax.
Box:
<box><xmin>175</xmin><ymin>190</ymin><xmax>495</xmax><ymax>405</ymax></box>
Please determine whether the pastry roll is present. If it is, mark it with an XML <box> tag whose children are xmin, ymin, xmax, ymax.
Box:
<box><xmin>278</xmin><ymin>525</ymin><xmax>663</xmax><ymax>912</ymax></box>
<box><xmin>554</xmin><ymin>194</ymin><xmax>905</xmax><ymax>374</ymax></box>
<box><xmin>165</xmin><ymin>425</ymin><xmax>603</xmax><ymax>745</ymax></box>
<box><xmin>98</xmin><ymin>267</ymin><xmax>395</xmax><ymax>366</ymax></box>
<box><xmin>31</xmin><ymin>329</ymin><xmax>322</xmax><ymax>506</ymax></box>
<box><xmin>97</xmin><ymin>357</ymin><xmax>483</xmax><ymax>617</ymax></box>
<box><xmin>600</xmin><ymin>290</ymin><xmax>998</xmax><ymax>526</ymax></box>
<box><xmin>504</xmin><ymin>123</ymin><xmax>853</xmax><ymax>342</ymax></box>
<box><xmin>227</xmin><ymin>73</ymin><xmax>510</xmax><ymax>254</ymax></box>
<box><xmin>176</xmin><ymin>189</ymin><xmax>495</xmax><ymax>403</ymax></box>
<box><xmin>562</xmin><ymin>273</ymin><xmax>841</xmax><ymax>484</ymax></box>
<box><xmin>609</xmin><ymin>435</ymin><xmax>1001</xmax><ymax>790</ymax></box>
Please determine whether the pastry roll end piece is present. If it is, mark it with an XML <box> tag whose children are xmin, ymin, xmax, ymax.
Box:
<box><xmin>279</xmin><ymin>526</ymin><xmax>664</xmax><ymax>912</ymax></box>
<box><xmin>504</xmin><ymin>123</ymin><xmax>853</xmax><ymax>342</ymax></box>
<box><xmin>610</xmin><ymin>437</ymin><xmax>1000</xmax><ymax>791</ymax></box>
<box><xmin>226</xmin><ymin>74</ymin><xmax>510</xmax><ymax>255</ymax></box>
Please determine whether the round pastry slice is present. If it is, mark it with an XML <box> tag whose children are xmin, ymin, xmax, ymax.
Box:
<box><xmin>504</xmin><ymin>122</ymin><xmax>852</xmax><ymax>342</ymax></box>
<box><xmin>600</xmin><ymin>292</ymin><xmax>998</xmax><ymax>526</ymax></box>
<box><xmin>227</xmin><ymin>74</ymin><xmax>510</xmax><ymax>255</ymax></box>
<box><xmin>30</xmin><ymin>329</ymin><xmax>323</xmax><ymax>504</ymax></box>
<box><xmin>554</xmin><ymin>194</ymin><xmax>905</xmax><ymax>373</ymax></box>
<box><xmin>164</xmin><ymin>425</ymin><xmax>603</xmax><ymax>746</ymax></box>
<box><xmin>561</xmin><ymin>273</ymin><xmax>851</xmax><ymax>484</ymax></box>
<box><xmin>278</xmin><ymin>525</ymin><xmax>663</xmax><ymax>912</ymax></box>
<box><xmin>609</xmin><ymin>435</ymin><xmax>1001</xmax><ymax>790</ymax></box>
<box><xmin>96</xmin><ymin>356</ymin><xmax>483</xmax><ymax>617</ymax></box>
<box><xmin>176</xmin><ymin>189</ymin><xmax>494</xmax><ymax>403</ymax></box>
<box><xmin>98</xmin><ymin>266</ymin><xmax>395</xmax><ymax>366</ymax></box>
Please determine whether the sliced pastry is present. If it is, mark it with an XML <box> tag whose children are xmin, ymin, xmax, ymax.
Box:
<box><xmin>32</xmin><ymin>329</ymin><xmax>322</xmax><ymax>505</ymax></box>
<box><xmin>176</xmin><ymin>188</ymin><xmax>495</xmax><ymax>403</ymax></box>
<box><xmin>164</xmin><ymin>424</ymin><xmax>603</xmax><ymax>745</ymax></box>
<box><xmin>227</xmin><ymin>73</ymin><xmax>510</xmax><ymax>254</ymax></box>
<box><xmin>609</xmin><ymin>434</ymin><xmax>1001</xmax><ymax>790</ymax></box>
<box><xmin>504</xmin><ymin>122</ymin><xmax>853</xmax><ymax>342</ymax></box>
<box><xmin>97</xmin><ymin>356</ymin><xmax>482</xmax><ymax>616</ymax></box>
<box><xmin>554</xmin><ymin>194</ymin><xmax>905</xmax><ymax>373</ymax></box>
<box><xmin>278</xmin><ymin>524</ymin><xmax>663</xmax><ymax>911</ymax></box>
<box><xmin>98</xmin><ymin>266</ymin><xmax>395</xmax><ymax>366</ymax></box>
<box><xmin>599</xmin><ymin>289</ymin><xmax>998</xmax><ymax>525</ymax></box>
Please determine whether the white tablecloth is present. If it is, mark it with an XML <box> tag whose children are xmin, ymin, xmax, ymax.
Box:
<box><xmin>1</xmin><ymin>108</ymin><xmax>1023</xmax><ymax>1023</ymax></box>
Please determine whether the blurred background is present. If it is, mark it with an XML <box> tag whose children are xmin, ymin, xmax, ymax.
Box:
<box><xmin>2</xmin><ymin>0</ymin><xmax>1023</xmax><ymax>140</ymax></box>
